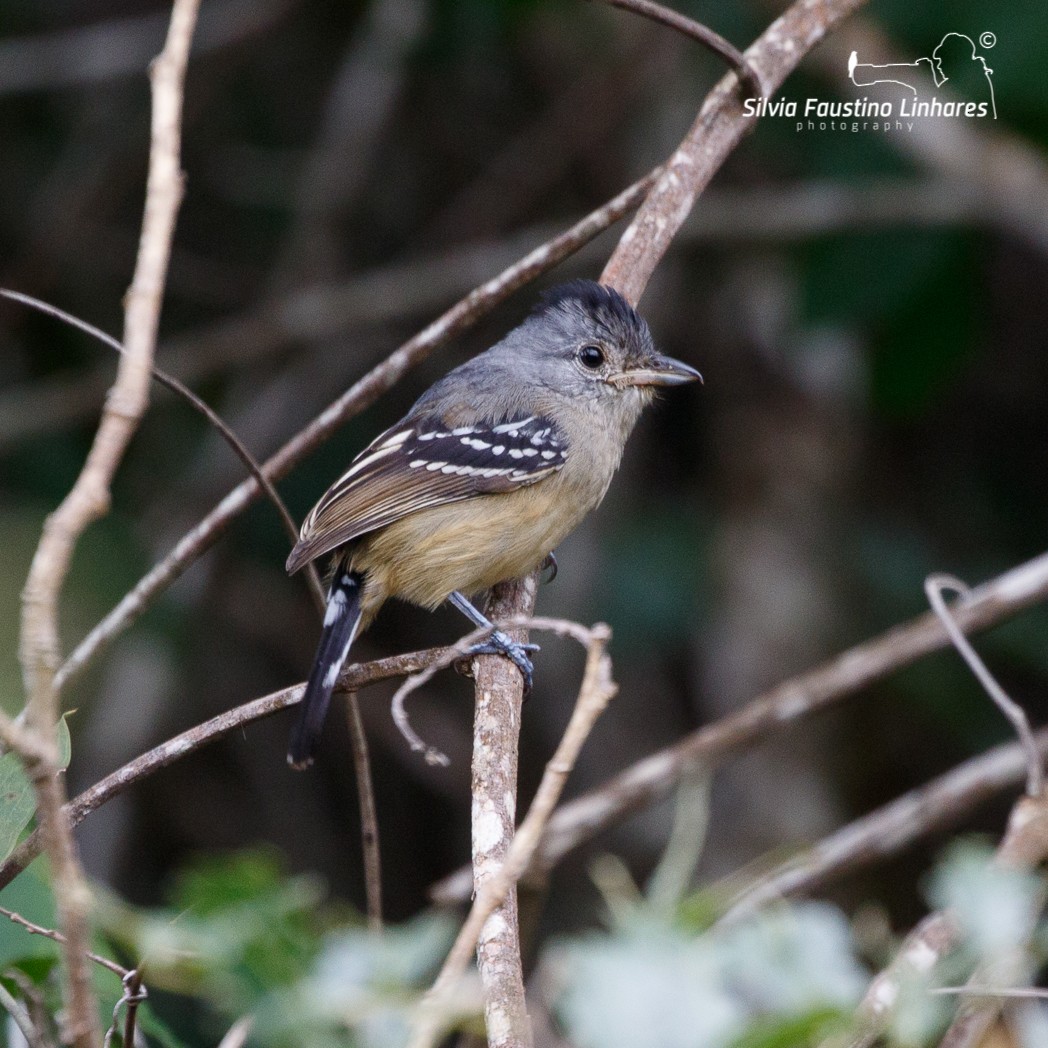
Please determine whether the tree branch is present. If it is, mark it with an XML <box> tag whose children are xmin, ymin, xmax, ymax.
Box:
<box><xmin>432</xmin><ymin>550</ymin><xmax>1048</xmax><ymax>904</ymax></box>
<box><xmin>409</xmin><ymin>624</ymin><xmax>616</xmax><ymax>1048</ymax></box>
<box><xmin>601</xmin><ymin>0</ymin><xmax>870</xmax><ymax>303</ymax></box>
<box><xmin>0</xmin><ymin>646</ymin><xmax>449</xmax><ymax>891</ymax></box>
<box><xmin>720</xmin><ymin>727</ymin><xmax>1048</xmax><ymax>921</ymax></box>
<box><xmin>468</xmin><ymin>575</ymin><xmax>539</xmax><ymax>1048</ymax></box>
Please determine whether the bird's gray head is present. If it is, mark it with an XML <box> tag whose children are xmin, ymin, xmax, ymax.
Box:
<box><xmin>514</xmin><ymin>280</ymin><xmax>701</xmax><ymax>407</ymax></box>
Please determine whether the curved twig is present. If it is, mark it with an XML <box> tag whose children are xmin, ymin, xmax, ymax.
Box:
<box><xmin>926</xmin><ymin>573</ymin><xmax>1043</xmax><ymax>797</ymax></box>
<box><xmin>0</xmin><ymin>288</ymin><xmax>325</xmax><ymax>617</ymax></box>
<box><xmin>588</xmin><ymin>0</ymin><xmax>762</xmax><ymax>99</ymax></box>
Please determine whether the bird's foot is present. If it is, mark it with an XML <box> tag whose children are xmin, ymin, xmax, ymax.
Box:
<box><xmin>540</xmin><ymin>550</ymin><xmax>558</xmax><ymax>584</ymax></box>
<box><xmin>459</xmin><ymin>630</ymin><xmax>539</xmax><ymax>693</ymax></box>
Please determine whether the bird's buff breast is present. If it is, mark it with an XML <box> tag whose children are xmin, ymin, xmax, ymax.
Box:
<box><xmin>350</xmin><ymin>469</ymin><xmax>606</xmax><ymax>610</ymax></box>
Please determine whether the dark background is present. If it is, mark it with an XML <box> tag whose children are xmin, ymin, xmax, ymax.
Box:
<box><xmin>2</xmin><ymin>0</ymin><xmax>1047</xmax><ymax>959</ymax></box>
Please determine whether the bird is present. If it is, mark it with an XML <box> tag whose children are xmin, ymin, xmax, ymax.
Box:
<box><xmin>285</xmin><ymin>279</ymin><xmax>700</xmax><ymax>768</ymax></box>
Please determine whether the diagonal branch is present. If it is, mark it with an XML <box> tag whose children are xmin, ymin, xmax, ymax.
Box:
<box><xmin>431</xmin><ymin>550</ymin><xmax>1048</xmax><ymax>904</ymax></box>
<box><xmin>601</xmin><ymin>0</ymin><xmax>871</xmax><ymax>304</ymax></box>
<box><xmin>720</xmin><ymin>727</ymin><xmax>1048</xmax><ymax>922</ymax></box>
<box><xmin>0</xmin><ymin>645</ymin><xmax>449</xmax><ymax>892</ymax></box>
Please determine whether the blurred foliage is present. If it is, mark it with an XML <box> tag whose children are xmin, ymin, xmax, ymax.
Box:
<box><xmin>0</xmin><ymin>836</ymin><xmax>1024</xmax><ymax>1046</ymax></box>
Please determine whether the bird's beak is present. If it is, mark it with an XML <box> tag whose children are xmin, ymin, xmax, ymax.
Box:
<box><xmin>610</xmin><ymin>353</ymin><xmax>703</xmax><ymax>388</ymax></box>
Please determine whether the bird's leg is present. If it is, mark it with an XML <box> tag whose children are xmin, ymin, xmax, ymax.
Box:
<box><xmin>540</xmin><ymin>550</ymin><xmax>558</xmax><ymax>583</ymax></box>
<box><xmin>448</xmin><ymin>590</ymin><xmax>539</xmax><ymax>693</ymax></box>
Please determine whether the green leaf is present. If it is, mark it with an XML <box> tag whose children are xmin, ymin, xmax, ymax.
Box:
<box><xmin>0</xmin><ymin>714</ymin><xmax>73</xmax><ymax>862</ymax></box>
<box><xmin>0</xmin><ymin>751</ymin><xmax>36</xmax><ymax>865</ymax></box>
<box><xmin>728</xmin><ymin>1007</ymin><xmax>848</xmax><ymax>1048</ymax></box>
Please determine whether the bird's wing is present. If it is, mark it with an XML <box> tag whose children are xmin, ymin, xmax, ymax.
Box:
<box><xmin>286</xmin><ymin>413</ymin><xmax>567</xmax><ymax>573</ymax></box>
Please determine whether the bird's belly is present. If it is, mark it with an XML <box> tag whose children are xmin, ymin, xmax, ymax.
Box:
<box><xmin>351</xmin><ymin>481</ymin><xmax>596</xmax><ymax>609</ymax></box>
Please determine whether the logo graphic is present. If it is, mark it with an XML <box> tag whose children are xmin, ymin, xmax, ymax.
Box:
<box><xmin>847</xmin><ymin>32</ymin><xmax>996</xmax><ymax>119</ymax></box>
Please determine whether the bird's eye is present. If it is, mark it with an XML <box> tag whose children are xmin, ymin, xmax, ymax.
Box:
<box><xmin>578</xmin><ymin>344</ymin><xmax>605</xmax><ymax>369</ymax></box>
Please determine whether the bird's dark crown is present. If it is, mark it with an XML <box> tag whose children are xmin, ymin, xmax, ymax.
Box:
<box><xmin>535</xmin><ymin>279</ymin><xmax>642</xmax><ymax>332</ymax></box>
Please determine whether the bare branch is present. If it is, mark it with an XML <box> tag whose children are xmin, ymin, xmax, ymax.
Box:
<box><xmin>345</xmin><ymin>692</ymin><xmax>383</xmax><ymax>933</ymax></box>
<box><xmin>409</xmin><ymin>624</ymin><xmax>616</xmax><ymax>1048</ymax></box>
<box><xmin>432</xmin><ymin>550</ymin><xmax>1048</xmax><ymax>904</ymax></box>
<box><xmin>0</xmin><ymin>906</ymin><xmax>129</xmax><ymax>979</ymax></box>
<box><xmin>468</xmin><ymin>576</ymin><xmax>539</xmax><ymax>1048</ymax></box>
<box><xmin>721</xmin><ymin>728</ymin><xmax>1048</xmax><ymax>921</ymax></box>
<box><xmin>0</xmin><ymin>646</ymin><xmax>449</xmax><ymax>891</ymax></box>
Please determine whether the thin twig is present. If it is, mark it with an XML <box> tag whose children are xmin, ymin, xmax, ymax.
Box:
<box><xmin>0</xmin><ymin>647</ymin><xmax>450</xmax><ymax>891</ymax></box>
<box><xmin>409</xmin><ymin>624</ymin><xmax>616</xmax><ymax>1048</ymax></box>
<box><xmin>103</xmin><ymin>969</ymin><xmax>147</xmax><ymax>1048</ymax></box>
<box><xmin>390</xmin><ymin>616</ymin><xmax>605</xmax><ymax>766</ymax></box>
<box><xmin>431</xmin><ymin>550</ymin><xmax>1048</xmax><ymax>904</ymax></box>
<box><xmin>7</xmin><ymin>2</ymin><xmax>200</xmax><ymax>1043</ymax></box>
<box><xmin>588</xmin><ymin>0</ymin><xmax>762</xmax><ymax>98</ymax></box>
<box><xmin>0</xmin><ymin>906</ymin><xmax>129</xmax><ymax>978</ymax></box>
<box><xmin>54</xmin><ymin>170</ymin><xmax>659</xmax><ymax>692</ymax></box>
<box><xmin>0</xmin><ymin>288</ymin><xmax>325</xmax><ymax>615</ymax></box>
<box><xmin>926</xmin><ymin>574</ymin><xmax>1043</xmax><ymax>797</ymax></box>
<box><xmin>345</xmin><ymin>692</ymin><xmax>383</xmax><ymax>932</ymax></box>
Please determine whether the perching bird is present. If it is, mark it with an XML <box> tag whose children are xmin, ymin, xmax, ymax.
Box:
<box><xmin>285</xmin><ymin>279</ymin><xmax>700</xmax><ymax>768</ymax></box>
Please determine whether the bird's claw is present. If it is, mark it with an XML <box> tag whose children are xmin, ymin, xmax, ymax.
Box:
<box><xmin>460</xmin><ymin>629</ymin><xmax>538</xmax><ymax>693</ymax></box>
<box><xmin>540</xmin><ymin>551</ymin><xmax>558</xmax><ymax>584</ymax></box>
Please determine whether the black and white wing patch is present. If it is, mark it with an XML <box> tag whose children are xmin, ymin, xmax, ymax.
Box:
<box><xmin>286</xmin><ymin>414</ymin><xmax>567</xmax><ymax>572</ymax></box>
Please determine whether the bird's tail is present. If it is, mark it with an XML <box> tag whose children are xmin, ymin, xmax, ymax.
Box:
<box><xmin>288</xmin><ymin>568</ymin><xmax>363</xmax><ymax>769</ymax></box>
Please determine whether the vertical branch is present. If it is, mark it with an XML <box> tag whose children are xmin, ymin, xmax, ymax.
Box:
<box><xmin>411</xmin><ymin>621</ymin><xmax>616</xmax><ymax>1048</ymax></box>
<box><xmin>344</xmin><ymin>692</ymin><xmax>383</xmax><ymax>932</ymax></box>
<box><xmin>469</xmin><ymin>574</ymin><xmax>539</xmax><ymax>1048</ymax></box>
<box><xmin>8</xmin><ymin>1</ymin><xmax>200</xmax><ymax>1044</ymax></box>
